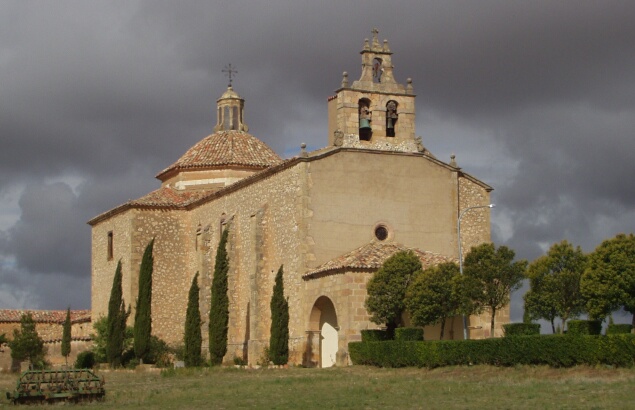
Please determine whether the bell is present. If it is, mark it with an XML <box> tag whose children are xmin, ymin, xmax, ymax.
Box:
<box><xmin>387</xmin><ymin>118</ymin><xmax>394</xmax><ymax>129</ymax></box>
<box><xmin>359</xmin><ymin>118</ymin><xmax>371</xmax><ymax>129</ymax></box>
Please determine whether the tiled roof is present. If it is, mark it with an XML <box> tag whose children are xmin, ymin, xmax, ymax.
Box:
<box><xmin>0</xmin><ymin>309</ymin><xmax>91</xmax><ymax>324</ymax></box>
<box><xmin>129</xmin><ymin>186</ymin><xmax>211</xmax><ymax>208</ymax></box>
<box><xmin>157</xmin><ymin>130</ymin><xmax>282</xmax><ymax>180</ymax></box>
<box><xmin>304</xmin><ymin>241</ymin><xmax>456</xmax><ymax>278</ymax></box>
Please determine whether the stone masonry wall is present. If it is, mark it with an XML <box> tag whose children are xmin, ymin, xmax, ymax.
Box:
<box><xmin>188</xmin><ymin>164</ymin><xmax>306</xmax><ymax>365</ymax></box>
<box><xmin>458</xmin><ymin>175</ymin><xmax>509</xmax><ymax>338</ymax></box>
<box><xmin>91</xmin><ymin>211</ymin><xmax>135</xmax><ymax>321</ymax></box>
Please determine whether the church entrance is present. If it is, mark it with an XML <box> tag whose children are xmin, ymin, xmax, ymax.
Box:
<box><xmin>307</xmin><ymin>296</ymin><xmax>339</xmax><ymax>368</ymax></box>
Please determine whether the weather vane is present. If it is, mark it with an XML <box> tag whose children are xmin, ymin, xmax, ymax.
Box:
<box><xmin>222</xmin><ymin>64</ymin><xmax>237</xmax><ymax>87</ymax></box>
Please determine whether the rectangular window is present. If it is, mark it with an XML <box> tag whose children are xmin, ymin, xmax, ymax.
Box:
<box><xmin>107</xmin><ymin>231</ymin><xmax>113</xmax><ymax>260</ymax></box>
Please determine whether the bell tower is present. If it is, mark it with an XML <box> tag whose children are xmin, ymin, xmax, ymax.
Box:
<box><xmin>214</xmin><ymin>64</ymin><xmax>249</xmax><ymax>133</ymax></box>
<box><xmin>328</xmin><ymin>29</ymin><xmax>422</xmax><ymax>153</ymax></box>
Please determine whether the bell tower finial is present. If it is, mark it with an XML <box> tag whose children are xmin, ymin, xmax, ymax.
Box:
<box><xmin>222</xmin><ymin>63</ymin><xmax>238</xmax><ymax>87</ymax></box>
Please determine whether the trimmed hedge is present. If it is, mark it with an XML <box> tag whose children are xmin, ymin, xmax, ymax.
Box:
<box><xmin>349</xmin><ymin>334</ymin><xmax>635</xmax><ymax>368</ymax></box>
<box><xmin>607</xmin><ymin>324</ymin><xmax>633</xmax><ymax>335</ymax></box>
<box><xmin>503</xmin><ymin>323</ymin><xmax>541</xmax><ymax>337</ymax></box>
<box><xmin>567</xmin><ymin>320</ymin><xmax>602</xmax><ymax>336</ymax></box>
<box><xmin>361</xmin><ymin>329</ymin><xmax>393</xmax><ymax>342</ymax></box>
<box><xmin>395</xmin><ymin>327</ymin><xmax>424</xmax><ymax>341</ymax></box>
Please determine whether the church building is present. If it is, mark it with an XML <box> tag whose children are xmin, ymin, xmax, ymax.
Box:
<box><xmin>88</xmin><ymin>30</ymin><xmax>500</xmax><ymax>367</ymax></box>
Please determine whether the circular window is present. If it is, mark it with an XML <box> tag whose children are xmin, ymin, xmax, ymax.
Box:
<box><xmin>374</xmin><ymin>225</ymin><xmax>389</xmax><ymax>241</ymax></box>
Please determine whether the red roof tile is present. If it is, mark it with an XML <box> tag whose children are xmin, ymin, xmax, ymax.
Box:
<box><xmin>157</xmin><ymin>130</ymin><xmax>282</xmax><ymax>180</ymax></box>
<box><xmin>129</xmin><ymin>186</ymin><xmax>210</xmax><ymax>208</ymax></box>
<box><xmin>304</xmin><ymin>241</ymin><xmax>456</xmax><ymax>278</ymax></box>
<box><xmin>0</xmin><ymin>309</ymin><xmax>91</xmax><ymax>324</ymax></box>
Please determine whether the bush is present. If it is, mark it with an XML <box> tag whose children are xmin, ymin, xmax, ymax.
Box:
<box><xmin>395</xmin><ymin>327</ymin><xmax>424</xmax><ymax>341</ymax></box>
<box><xmin>607</xmin><ymin>324</ymin><xmax>633</xmax><ymax>335</ymax></box>
<box><xmin>145</xmin><ymin>336</ymin><xmax>173</xmax><ymax>368</ymax></box>
<box><xmin>361</xmin><ymin>329</ymin><xmax>393</xmax><ymax>342</ymax></box>
<box><xmin>567</xmin><ymin>320</ymin><xmax>602</xmax><ymax>336</ymax></box>
<box><xmin>349</xmin><ymin>334</ymin><xmax>635</xmax><ymax>368</ymax></box>
<box><xmin>503</xmin><ymin>323</ymin><xmax>541</xmax><ymax>337</ymax></box>
<box><xmin>74</xmin><ymin>351</ymin><xmax>96</xmax><ymax>369</ymax></box>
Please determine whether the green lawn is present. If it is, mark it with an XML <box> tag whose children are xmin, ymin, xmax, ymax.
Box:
<box><xmin>2</xmin><ymin>365</ymin><xmax>634</xmax><ymax>409</ymax></box>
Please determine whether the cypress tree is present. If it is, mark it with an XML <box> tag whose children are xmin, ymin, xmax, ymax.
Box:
<box><xmin>61</xmin><ymin>307</ymin><xmax>71</xmax><ymax>365</ymax></box>
<box><xmin>134</xmin><ymin>239</ymin><xmax>154</xmax><ymax>362</ymax></box>
<box><xmin>269</xmin><ymin>265</ymin><xmax>289</xmax><ymax>365</ymax></box>
<box><xmin>107</xmin><ymin>260</ymin><xmax>129</xmax><ymax>367</ymax></box>
<box><xmin>209</xmin><ymin>228</ymin><xmax>229</xmax><ymax>365</ymax></box>
<box><xmin>184</xmin><ymin>272</ymin><xmax>202</xmax><ymax>367</ymax></box>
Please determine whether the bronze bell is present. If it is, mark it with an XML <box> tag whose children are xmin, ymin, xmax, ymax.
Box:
<box><xmin>359</xmin><ymin>118</ymin><xmax>371</xmax><ymax>130</ymax></box>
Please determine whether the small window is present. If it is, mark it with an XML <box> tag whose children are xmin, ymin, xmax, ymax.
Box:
<box><xmin>107</xmin><ymin>231</ymin><xmax>114</xmax><ymax>260</ymax></box>
<box><xmin>374</xmin><ymin>225</ymin><xmax>389</xmax><ymax>241</ymax></box>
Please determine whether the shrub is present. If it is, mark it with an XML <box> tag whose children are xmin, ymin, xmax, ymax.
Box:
<box><xmin>349</xmin><ymin>334</ymin><xmax>635</xmax><ymax>368</ymax></box>
<box><xmin>567</xmin><ymin>320</ymin><xmax>602</xmax><ymax>336</ymax></box>
<box><xmin>503</xmin><ymin>323</ymin><xmax>541</xmax><ymax>337</ymax></box>
<box><xmin>361</xmin><ymin>329</ymin><xmax>393</xmax><ymax>342</ymax></box>
<box><xmin>607</xmin><ymin>324</ymin><xmax>633</xmax><ymax>335</ymax></box>
<box><xmin>74</xmin><ymin>351</ymin><xmax>96</xmax><ymax>369</ymax></box>
<box><xmin>395</xmin><ymin>327</ymin><xmax>424</xmax><ymax>341</ymax></box>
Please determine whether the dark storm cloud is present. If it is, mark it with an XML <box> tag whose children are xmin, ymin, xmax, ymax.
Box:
<box><xmin>1</xmin><ymin>1</ymin><xmax>634</xmax><ymax>313</ymax></box>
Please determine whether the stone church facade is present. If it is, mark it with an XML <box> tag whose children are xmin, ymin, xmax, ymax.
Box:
<box><xmin>89</xmin><ymin>30</ymin><xmax>502</xmax><ymax>367</ymax></box>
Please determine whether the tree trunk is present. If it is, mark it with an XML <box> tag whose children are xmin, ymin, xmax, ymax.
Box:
<box><xmin>551</xmin><ymin>319</ymin><xmax>556</xmax><ymax>334</ymax></box>
<box><xmin>440</xmin><ymin>318</ymin><xmax>446</xmax><ymax>340</ymax></box>
<box><xmin>632</xmin><ymin>313</ymin><xmax>635</xmax><ymax>328</ymax></box>
<box><xmin>490</xmin><ymin>307</ymin><xmax>496</xmax><ymax>337</ymax></box>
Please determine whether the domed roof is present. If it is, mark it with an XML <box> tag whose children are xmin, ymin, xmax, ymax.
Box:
<box><xmin>157</xmin><ymin>130</ymin><xmax>282</xmax><ymax>180</ymax></box>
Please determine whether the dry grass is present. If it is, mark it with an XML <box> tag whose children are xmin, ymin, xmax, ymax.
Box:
<box><xmin>1</xmin><ymin>365</ymin><xmax>634</xmax><ymax>409</ymax></box>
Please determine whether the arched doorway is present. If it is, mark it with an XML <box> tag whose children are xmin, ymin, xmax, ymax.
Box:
<box><xmin>307</xmin><ymin>296</ymin><xmax>339</xmax><ymax>368</ymax></box>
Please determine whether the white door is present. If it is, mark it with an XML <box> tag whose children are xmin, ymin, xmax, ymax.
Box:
<box><xmin>321</xmin><ymin>321</ymin><xmax>338</xmax><ymax>368</ymax></box>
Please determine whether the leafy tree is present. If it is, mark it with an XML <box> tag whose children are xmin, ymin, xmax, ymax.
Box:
<box><xmin>365</xmin><ymin>250</ymin><xmax>422</xmax><ymax>333</ymax></box>
<box><xmin>209</xmin><ymin>228</ymin><xmax>230</xmax><ymax>365</ymax></box>
<box><xmin>134</xmin><ymin>239</ymin><xmax>154</xmax><ymax>362</ymax></box>
<box><xmin>405</xmin><ymin>262</ymin><xmax>470</xmax><ymax>339</ymax></box>
<box><xmin>523</xmin><ymin>240</ymin><xmax>587</xmax><ymax>333</ymax></box>
<box><xmin>269</xmin><ymin>265</ymin><xmax>289</xmax><ymax>365</ymax></box>
<box><xmin>463</xmin><ymin>243</ymin><xmax>527</xmax><ymax>337</ymax></box>
<box><xmin>9</xmin><ymin>313</ymin><xmax>47</xmax><ymax>369</ymax></box>
<box><xmin>184</xmin><ymin>272</ymin><xmax>202</xmax><ymax>367</ymax></box>
<box><xmin>90</xmin><ymin>317</ymin><xmax>108</xmax><ymax>363</ymax></box>
<box><xmin>581</xmin><ymin>233</ymin><xmax>635</xmax><ymax>325</ymax></box>
<box><xmin>61</xmin><ymin>307</ymin><xmax>72</xmax><ymax>365</ymax></box>
<box><xmin>107</xmin><ymin>260</ymin><xmax>130</xmax><ymax>368</ymax></box>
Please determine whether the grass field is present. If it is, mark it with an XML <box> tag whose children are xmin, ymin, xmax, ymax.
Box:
<box><xmin>1</xmin><ymin>365</ymin><xmax>634</xmax><ymax>409</ymax></box>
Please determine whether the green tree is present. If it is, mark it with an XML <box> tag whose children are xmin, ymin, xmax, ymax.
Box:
<box><xmin>581</xmin><ymin>233</ymin><xmax>635</xmax><ymax>325</ymax></box>
<box><xmin>269</xmin><ymin>265</ymin><xmax>289</xmax><ymax>365</ymax></box>
<box><xmin>523</xmin><ymin>240</ymin><xmax>586</xmax><ymax>333</ymax></box>
<box><xmin>184</xmin><ymin>272</ymin><xmax>202</xmax><ymax>367</ymax></box>
<box><xmin>134</xmin><ymin>239</ymin><xmax>154</xmax><ymax>362</ymax></box>
<box><xmin>209</xmin><ymin>228</ymin><xmax>230</xmax><ymax>365</ymax></box>
<box><xmin>365</xmin><ymin>250</ymin><xmax>422</xmax><ymax>333</ymax></box>
<box><xmin>463</xmin><ymin>243</ymin><xmax>527</xmax><ymax>337</ymax></box>
<box><xmin>107</xmin><ymin>260</ymin><xmax>130</xmax><ymax>368</ymax></box>
<box><xmin>405</xmin><ymin>262</ymin><xmax>468</xmax><ymax>339</ymax></box>
<box><xmin>61</xmin><ymin>307</ymin><xmax>72</xmax><ymax>365</ymax></box>
<box><xmin>9</xmin><ymin>313</ymin><xmax>47</xmax><ymax>369</ymax></box>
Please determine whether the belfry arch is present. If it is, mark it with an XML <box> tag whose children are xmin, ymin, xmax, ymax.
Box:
<box><xmin>305</xmin><ymin>296</ymin><xmax>339</xmax><ymax>368</ymax></box>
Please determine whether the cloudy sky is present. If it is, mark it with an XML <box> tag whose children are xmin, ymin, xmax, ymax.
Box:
<box><xmin>1</xmin><ymin>1</ymin><xmax>634</xmax><ymax>322</ymax></box>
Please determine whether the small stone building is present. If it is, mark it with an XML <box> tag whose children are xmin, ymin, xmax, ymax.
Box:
<box><xmin>89</xmin><ymin>30</ymin><xmax>502</xmax><ymax>367</ymax></box>
<box><xmin>0</xmin><ymin>310</ymin><xmax>92</xmax><ymax>371</ymax></box>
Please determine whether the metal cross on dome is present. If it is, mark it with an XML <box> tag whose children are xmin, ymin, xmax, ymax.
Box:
<box><xmin>222</xmin><ymin>64</ymin><xmax>237</xmax><ymax>87</ymax></box>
